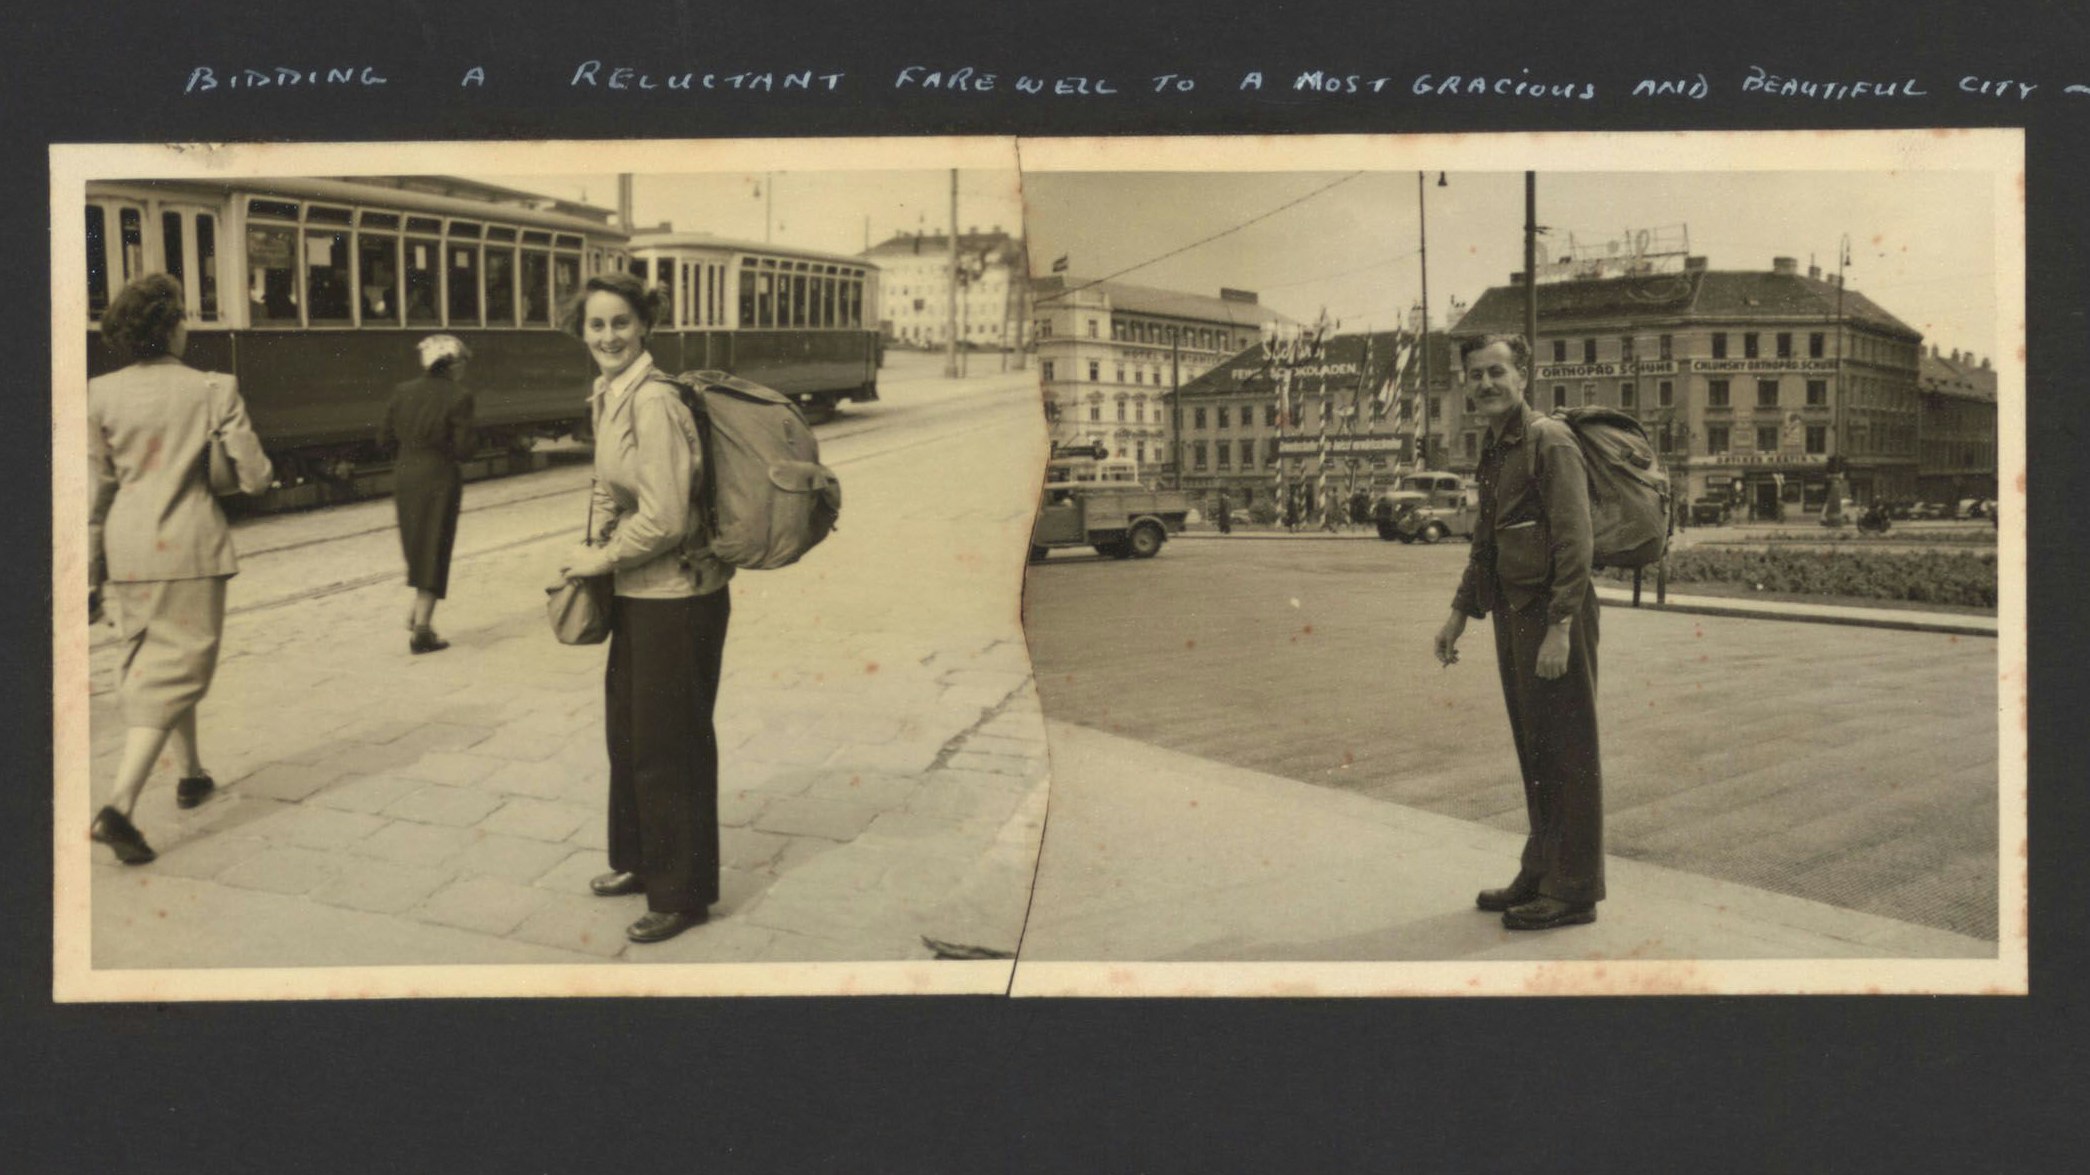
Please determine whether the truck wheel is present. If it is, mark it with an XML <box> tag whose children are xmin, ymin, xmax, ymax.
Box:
<box><xmin>1419</xmin><ymin>522</ymin><xmax>1446</xmax><ymax>544</ymax></box>
<box><xmin>1376</xmin><ymin>521</ymin><xmax>1400</xmax><ymax>542</ymax></box>
<box><xmin>1028</xmin><ymin>545</ymin><xmax>1048</xmax><ymax>563</ymax></box>
<box><xmin>1128</xmin><ymin>523</ymin><xmax>1164</xmax><ymax>559</ymax></box>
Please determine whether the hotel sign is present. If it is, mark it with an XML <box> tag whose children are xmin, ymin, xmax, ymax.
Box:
<box><xmin>1276</xmin><ymin>433</ymin><xmax>1405</xmax><ymax>458</ymax></box>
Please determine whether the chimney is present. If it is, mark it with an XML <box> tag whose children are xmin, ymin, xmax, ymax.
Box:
<box><xmin>1510</xmin><ymin>271</ymin><xmax>1527</xmax><ymax>286</ymax></box>
<box><xmin>1980</xmin><ymin>356</ymin><xmax>1991</xmax><ymax>370</ymax></box>
<box><xmin>968</xmin><ymin>225</ymin><xmax>978</xmax><ymax>235</ymax></box>
<box><xmin>1772</xmin><ymin>256</ymin><xmax>1797</xmax><ymax>276</ymax></box>
<box><xmin>1951</xmin><ymin>349</ymin><xmax>1961</xmax><ymax>365</ymax></box>
<box><xmin>1808</xmin><ymin>264</ymin><xmax>1822</xmax><ymax>280</ymax></box>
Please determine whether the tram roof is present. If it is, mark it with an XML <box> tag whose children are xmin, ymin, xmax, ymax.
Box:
<box><xmin>628</xmin><ymin>232</ymin><xmax>878</xmax><ymax>270</ymax></box>
<box><xmin>88</xmin><ymin>176</ymin><xmax>627</xmax><ymax>239</ymax></box>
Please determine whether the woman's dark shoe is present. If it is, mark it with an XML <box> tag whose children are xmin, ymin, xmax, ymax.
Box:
<box><xmin>1476</xmin><ymin>876</ymin><xmax>1543</xmax><ymax>913</ymax></box>
<box><xmin>1502</xmin><ymin>897</ymin><xmax>1597</xmax><ymax>931</ymax></box>
<box><xmin>409</xmin><ymin>627</ymin><xmax>450</xmax><ymax>655</ymax></box>
<box><xmin>176</xmin><ymin>773</ymin><xmax>216</xmax><ymax>810</ymax></box>
<box><xmin>589</xmin><ymin>871</ymin><xmax>645</xmax><ymax>897</ymax></box>
<box><xmin>90</xmin><ymin>806</ymin><xmax>156</xmax><ymax>865</ymax></box>
<box><xmin>627</xmin><ymin>909</ymin><xmax>707</xmax><ymax>943</ymax></box>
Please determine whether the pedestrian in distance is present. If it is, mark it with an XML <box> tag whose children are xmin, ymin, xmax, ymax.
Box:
<box><xmin>1215</xmin><ymin>488</ymin><xmax>1233</xmax><ymax>535</ymax></box>
<box><xmin>1432</xmin><ymin>334</ymin><xmax>1606</xmax><ymax>931</ymax></box>
<box><xmin>555</xmin><ymin>272</ymin><xmax>734</xmax><ymax>945</ymax></box>
<box><xmin>1320</xmin><ymin>485</ymin><xmax>1341</xmax><ymax>534</ymax></box>
<box><xmin>87</xmin><ymin>273</ymin><xmax>273</xmax><ymax>865</ymax></box>
<box><xmin>379</xmin><ymin>334</ymin><xmax>477</xmax><ymax>654</ymax></box>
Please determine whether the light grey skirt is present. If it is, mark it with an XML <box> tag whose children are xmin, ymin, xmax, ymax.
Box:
<box><xmin>111</xmin><ymin>576</ymin><xmax>229</xmax><ymax>729</ymax></box>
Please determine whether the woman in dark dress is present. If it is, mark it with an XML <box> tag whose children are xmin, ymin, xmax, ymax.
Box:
<box><xmin>379</xmin><ymin>334</ymin><xmax>476</xmax><ymax>654</ymax></box>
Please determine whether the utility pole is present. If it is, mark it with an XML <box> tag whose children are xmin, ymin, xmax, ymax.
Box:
<box><xmin>1523</xmin><ymin>171</ymin><xmax>1539</xmax><ymax>395</ymax></box>
<box><xmin>765</xmin><ymin>172</ymin><xmax>774</xmax><ymax>244</ymax></box>
<box><xmin>1417</xmin><ymin>171</ymin><xmax>1433</xmax><ymax>472</ymax></box>
<box><xmin>1828</xmin><ymin>232</ymin><xmax>1852</xmax><ymax>520</ymax></box>
<box><xmin>944</xmin><ymin>169</ymin><xmax>960</xmax><ymax>378</ymax></box>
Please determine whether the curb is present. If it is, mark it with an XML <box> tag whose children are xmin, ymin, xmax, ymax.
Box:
<box><xmin>1594</xmin><ymin>588</ymin><xmax>1996</xmax><ymax>638</ymax></box>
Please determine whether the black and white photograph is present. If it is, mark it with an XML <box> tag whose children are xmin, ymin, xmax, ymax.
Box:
<box><xmin>54</xmin><ymin>139</ymin><xmax>1050</xmax><ymax>998</ymax></box>
<box><xmin>1009</xmin><ymin>131</ymin><xmax>2025</xmax><ymax>995</ymax></box>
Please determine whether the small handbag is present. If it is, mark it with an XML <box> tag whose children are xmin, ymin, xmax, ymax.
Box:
<box><xmin>546</xmin><ymin>485</ymin><xmax>612</xmax><ymax>645</ymax></box>
<box><xmin>205</xmin><ymin>429</ymin><xmax>240</xmax><ymax>496</ymax></box>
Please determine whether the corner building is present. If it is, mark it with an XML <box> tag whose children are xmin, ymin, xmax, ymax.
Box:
<box><xmin>1032</xmin><ymin>275</ymin><xmax>1291</xmax><ymax>470</ymax></box>
<box><xmin>864</xmin><ymin>228</ymin><xmax>1029</xmax><ymax>351</ymax></box>
<box><xmin>1450</xmin><ymin>257</ymin><xmax>1923</xmax><ymax>515</ymax></box>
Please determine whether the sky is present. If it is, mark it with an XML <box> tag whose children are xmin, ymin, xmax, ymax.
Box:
<box><xmin>1020</xmin><ymin>170</ymin><xmax>2002</xmax><ymax>362</ymax></box>
<box><xmin>477</xmin><ymin>170</ymin><xmax>1026</xmax><ymax>258</ymax></box>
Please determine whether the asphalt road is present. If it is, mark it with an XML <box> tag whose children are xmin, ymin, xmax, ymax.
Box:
<box><xmin>1022</xmin><ymin>536</ymin><xmax>2000</xmax><ymax>939</ymax></box>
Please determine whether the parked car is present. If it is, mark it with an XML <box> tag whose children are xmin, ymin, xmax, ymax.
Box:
<box><xmin>1372</xmin><ymin>472</ymin><xmax>1478</xmax><ymax>543</ymax></box>
<box><xmin>1908</xmin><ymin>501</ymin><xmax>1947</xmax><ymax>520</ymax></box>
<box><xmin>1689</xmin><ymin>497</ymin><xmax>1733</xmax><ymax>526</ymax></box>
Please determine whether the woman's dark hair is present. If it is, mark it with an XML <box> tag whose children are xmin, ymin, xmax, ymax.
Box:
<box><xmin>562</xmin><ymin>271</ymin><xmax>668</xmax><ymax>340</ymax></box>
<box><xmin>100</xmin><ymin>273</ymin><xmax>186</xmax><ymax>363</ymax></box>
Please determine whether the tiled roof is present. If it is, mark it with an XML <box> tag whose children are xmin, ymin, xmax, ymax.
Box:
<box><xmin>1452</xmin><ymin>269</ymin><xmax>1920</xmax><ymax>341</ymax></box>
<box><xmin>1918</xmin><ymin>349</ymin><xmax>1999</xmax><ymax>402</ymax></box>
<box><xmin>864</xmin><ymin>231</ymin><xmax>1025</xmax><ymax>264</ymax></box>
<box><xmin>1035</xmin><ymin>275</ymin><xmax>1294</xmax><ymax>328</ymax></box>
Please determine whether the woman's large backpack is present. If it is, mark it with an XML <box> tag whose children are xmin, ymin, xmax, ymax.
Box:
<box><xmin>1551</xmin><ymin>406</ymin><xmax>1671</xmax><ymax>569</ymax></box>
<box><xmin>668</xmin><ymin>370</ymin><xmax>842</xmax><ymax>570</ymax></box>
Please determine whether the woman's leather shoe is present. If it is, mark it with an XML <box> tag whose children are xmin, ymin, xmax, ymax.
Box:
<box><xmin>627</xmin><ymin>909</ymin><xmax>707</xmax><ymax>943</ymax></box>
<box><xmin>409</xmin><ymin>628</ymin><xmax>450</xmax><ymax>654</ymax></box>
<box><xmin>176</xmin><ymin>773</ymin><xmax>216</xmax><ymax>810</ymax></box>
<box><xmin>1476</xmin><ymin>877</ymin><xmax>1543</xmax><ymax>912</ymax></box>
<box><xmin>1502</xmin><ymin>897</ymin><xmax>1597</xmax><ymax>930</ymax></box>
<box><xmin>90</xmin><ymin>806</ymin><xmax>156</xmax><ymax>865</ymax></box>
<box><xmin>590</xmin><ymin>871</ymin><xmax>645</xmax><ymax>897</ymax></box>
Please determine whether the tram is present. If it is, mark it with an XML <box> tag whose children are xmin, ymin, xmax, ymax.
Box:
<box><xmin>627</xmin><ymin>232</ymin><xmax>881</xmax><ymax>420</ymax></box>
<box><xmin>82</xmin><ymin>177</ymin><xmax>884</xmax><ymax>505</ymax></box>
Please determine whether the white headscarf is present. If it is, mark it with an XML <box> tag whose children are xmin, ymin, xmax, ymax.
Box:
<box><xmin>416</xmin><ymin>333</ymin><xmax>471</xmax><ymax>372</ymax></box>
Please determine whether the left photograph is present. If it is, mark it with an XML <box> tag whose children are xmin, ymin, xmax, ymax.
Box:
<box><xmin>53</xmin><ymin>142</ymin><xmax>1048</xmax><ymax>999</ymax></box>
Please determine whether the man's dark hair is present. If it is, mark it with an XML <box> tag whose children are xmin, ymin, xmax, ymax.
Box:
<box><xmin>1457</xmin><ymin>333</ymin><xmax>1531</xmax><ymax>374</ymax></box>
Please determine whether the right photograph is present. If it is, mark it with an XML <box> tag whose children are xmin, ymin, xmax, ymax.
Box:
<box><xmin>1008</xmin><ymin>132</ymin><xmax>2025</xmax><ymax>996</ymax></box>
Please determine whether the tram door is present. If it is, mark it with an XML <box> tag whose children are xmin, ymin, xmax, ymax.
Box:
<box><xmin>154</xmin><ymin>204</ymin><xmax>227</xmax><ymax>327</ymax></box>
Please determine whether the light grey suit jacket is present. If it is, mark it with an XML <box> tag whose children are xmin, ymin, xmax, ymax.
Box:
<box><xmin>89</xmin><ymin>357</ymin><xmax>273</xmax><ymax>587</ymax></box>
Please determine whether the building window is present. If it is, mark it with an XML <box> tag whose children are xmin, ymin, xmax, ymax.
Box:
<box><xmin>1805</xmin><ymin>425</ymin><xmax>1827</xmax><ymax>454</ymax></box>
<box><xmin>1115</xmin><ymin>364</ymin><xmax>1125</xmax><ymax>382</ymax></box>
<box><xmin>1658</xmin><ymin>424</ymin><xmax>1674</xmax><ymax>452</ymax></box>
<box><xmin>1463</xmin><ymin>432</ymin><xmax>1478</xmax><ymax>459</ymax></box>
<box><xmin>1216</xmin><ymin>442</ymin><xmax>1231</xmax><ymax>469</ymax></box>
<box><xmin>1707</xmin><ymin>425</ymin><xmax>1730</xmax><ymax>452</ymax></box>
<box><xmin>1809</xmin><ymin>332</ymin><xmax>1825</xmax><ymax>358</ymax></box>
<box><xmin>1088</xmin><ymin>360</ymin><xmax>1099</xmax><ymax>382</ymax></box>
<box><xmin>1266</xmin><ymin>438</ymin><xmax>1280</xmax><ymax>464</ymax></box>
<box><xmin>1806</xmin><ymin>379</ymin><xmax>1827</xmax><ymax>406</ymax></box>
<box><xmin>1134</xmin><ymin>369</ymin><xmax>1144</xmax><ymax>385</ymax></box>
<box><xmin>1708</xmin><ymin>379</ymin><xmax>1730</xmax><ymax>408</ymax></box>
<box><xmin>1712</xmin><ymin>333</ymin><xmax>1728</xmax><ymax>359</ymax></box>
<box><xmin>1037</xmin><ymin>320</ymin><xmax>1052</xmax><ymax>339</ymax></box>
<box><xmin>1757</xmin><ymin>379</ymin><xmax>1779</xmax><ymax>407</ymax></box>
<box><xmin>1193</xmin><ymin>442</ymin><xmax>1208</xmax><ymax>471</ymax></box>
<box><xmin>1430</xmin><ymin>397</ymin><xmax>1443</xmax><ymax>422</ymax></box>
<box><xmin>1088</xmin><ymin>406</ymin><xmax>1100</xmax><ymax>422</ymax></box>
<box><xmin>1552</xmin><ymin>385</ymin><xmax>1567</xmax><ymax>409</ymax></box>
<box><xmin>1193</xmin><ymin>407</ymin><xmax>1207</xmax><ymax>429</ymax></box>
<box><xmin>1620</xmin><ymin>381</ymin><xmax>1637</xmax><ymax>409</ymax></box>
<box><xmin>1776</xmin><ymin>332</ymin><xmax>1793</xmax><ymax>358</ymax></box>
<box><xmin>1552</xmin><ymin>339</ymin><xmax>1567</xmax><ymax>363</ymax></box>
<box><xmin>1116</xmin><ymin>402</ymin><xmax>1126</xmax><ymax>422</ymax></box>
<box><xmin>1621</xmin><ymin>336</ymin><xmax>1636</xmax><ymax>361</ymax></box>
<box><xmin>1041</xmin><ymin>360</ymin><xmax>1055</xmax><ymax>381</ymax></box>
<box><xmin>1658</xmin><ymin>380</ymin><xmax>1674</xmax><ymax>407</ymax></box>
<box><xmin>1217</xmin><ymin>407</ymin><xmax>1230</xmax><ymax>429</ymax></box>
<box><xmin>1240</xmin><ymin>440</ymin><xmax>1255</xmax><ymax>470</ymax></box>
<box><xmin>1583</xmin><ymin>338</ymin><xmax>1598</xmax><ymax>363</ymax></box>
<box><xmin>1464</xmin><ymin>396</ymin><xmax>1476</xmax><ymax>413</ymax></box>
<box><xmin>1659</xmin><ymin>334</ymin><xmax>1673</xmax><ymax>360</ymax></box>
<box><xmin>1086</xmin><ymin>319</ymin><xmax>1099</xmax><ymax>339</ymax></box>
<box><xmin>1744</xmin><ymin>332</ymin><xmax>1760</xmax><ymax>359</ymax></box>
<box><xmin>1756</xmin><ymin>426</ymin><xmax>1779</xmax><ymax>452</ymax></box>
<box><xmin>1265</xmin><ymin>405</ymin><xmax>1278</xmax><ymax>427</ymax></box>
<box><xmin>1582</xmin><ymin>382</ymin><xmax>1597</xmax><ymax>406</ymax></box>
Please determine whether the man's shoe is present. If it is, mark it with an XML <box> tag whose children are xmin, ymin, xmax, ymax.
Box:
<box><xmin>176</xmin><ymin>773</ymin><xmax>216</xmax><ymax>810</ymax></box>
<box><xmin>1476</xmin><ymin>876</ymin><xmax>1543</xmax><ymax>912</ymax></box>
<box><xmin>1502</xmin><ymin>896</ymin><xmax>1597</xmax><ymax>931</ymax></box>
<box><xmin>90</xmin><ymin>806</ymin><xmax>156</xmax><ymax>865</ymax></box>
<box><xmin>626</xmin><ymin>909</ymin><xmax>707</xmax><ymax>944</ymax></box>
<box><xmin>589</xmin><ymin>871</ymin><xmax>645</xmax><ymax>897</ymax></box>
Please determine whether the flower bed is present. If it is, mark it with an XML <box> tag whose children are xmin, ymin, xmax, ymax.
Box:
<box><xmin>1613</xmin><ymin>547</ymin><xmax>1997</xmax><ymax>608</ymax></box>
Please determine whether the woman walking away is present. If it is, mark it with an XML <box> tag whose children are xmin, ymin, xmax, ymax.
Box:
<box><xmin>87</xmin><ymin>274</ymin><xmax>272</xmax><ymax>864</ymax></box>
<box><xmin>380</xmin><ymin>334</ymin><xmax>477</xmax><ymax>653</ymax></box>
<box><xmin>555</xmin><ymin>272</ymin><xmax>733</xmax><ymax>945</ymax></box>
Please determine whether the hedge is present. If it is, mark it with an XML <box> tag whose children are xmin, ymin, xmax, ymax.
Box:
<box><xmin>1621</xmin><ymin>547</ymin><xmax>1997</xmax><ymax>608</ymax></box>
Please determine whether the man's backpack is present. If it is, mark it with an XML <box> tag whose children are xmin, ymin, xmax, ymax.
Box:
<box><xmin>1551</xmin><ymin>406</ymin><xmax>1671</xmax><ymax>569</ymax></box>
<box><xmin>667</xmin><ymin>370</ymin><xmax>841</xmax><ymax>570</ymax></box>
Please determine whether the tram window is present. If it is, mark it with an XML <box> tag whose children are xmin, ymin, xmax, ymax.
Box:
<box><xmin>357</xmin><ymin>234</ymin><xmax>399</xmax><ymax>325</ymax></box>
<box><xmin>119</xmin><ymin>209</ymin><xmax>144</xmax><ymax>284</ymax></box>
<box><xmin>485</xmin><ymin>226</ymin><xmax>515</xmax><ymax>242</ymax></box>
<box><xmin>86</xmin><ymin>207</ymin><xmax>109</xmax><ymax>316</ymax></box>
<box><xmin>404</xmin><ymin>239</ymin><xmax>441</xmax><ymax>325</ymax></box>
<box><xmin>447</xmin><ymin>243</ymin><xmax>481</xmax><ymax>326</ymax></box>
<box><xmin>757</xmin><ymin>271</ymin><xmax>775</xmax><ymax>328</ymax></box>
<box><xmin>552</xmin><ymin>254</ymin><xmax>581</xmax><ymax>316</ymax></box>
<box><xmin>248</xmin><ymin>199</ymin><xmax>300</xmax><ymax>221</ymax></box>
<box><xmin>678</xmin><ymin>263</ymin><xmax>692</xmax><ymax>328</ymax></box>
<box><xmin>823</xmin><ymin>276</ymin><xmax>837</xmax><ymax>328</ymax></box>
<box><xmin>406</xmin><ymin>216</ymin><xmax>441</xmax><ymax>235</ymax></box>
<box><xmin>305</xmin><ymin>228</ymin><xmax>354</xmax><ymax>324</ymax></box>
<box><xmin>484</xmin><ymin>246</ymin><xmax>516</xmax><ymax>327</ymax></box>
<box><xmin>521</xmin><ymin>250</ymin><xmax>551</xmax><ymax>326</ymax></box>
<box><xmin>361</xmin><ymin>212</ymin><xmax>401</xmax><ymax>231</ymax></box>
<box><xmin>307</xmin><ymin>206</ymin><xmax>352</xmax><ymax>226</ymax></box>
<box><xmin>246</xmin><ymin>225</ymin><xmax>299</xmax><ymax>325</ymax></box>
<box><xmin>161</xmin><ymin>212</ymin><xmax>185</xmax><ymax>286</ymax></box>
<box><xmin>738</xmin><ymin>270</ymin><xmax>756</xmax><ymax>327</ymax></box>
<box><xmin>792</xmin><ymin>273</ymin><xmax>809</xmax><ymax>327</ymax></box>
<box><xmin>195</xmin><ymin>214</ymin><xmax>219</xmax><ymax>321</ymax></box>
<box><xmin>848</xmin><ymin>279</ymin><xmax>862</xmax><ymax>328</ymax></box>
<box><xmin>653</xmin><ymin>257</ymin><xmax>672</xmax><ymax>290</ymax></box>
<box><xmin>448</xmin><ymin>220</ymin><xmax>482</xmax><ymax>239</ymax></box>
<box><xmin>555</xmin><ymin>235</ymin><xmax>583</xmax><ymax>251</ymax></box>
